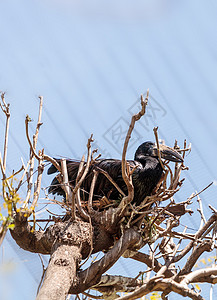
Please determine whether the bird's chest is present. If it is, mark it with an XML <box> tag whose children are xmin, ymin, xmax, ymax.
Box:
<box><xmin>132</xmin><ymin>160</ymin><xmax>163</xmax><ymax>194</ymax></box>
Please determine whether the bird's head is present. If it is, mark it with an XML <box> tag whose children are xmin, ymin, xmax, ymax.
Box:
<box><xmin>134</xmin><ymin>141</ymin><xmax>183</xmax><ymax>163</ymax></box>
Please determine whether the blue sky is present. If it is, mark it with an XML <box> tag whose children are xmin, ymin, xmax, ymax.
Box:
<box><xmin>0</xmin><ymin>1</ymin><xmax>217</xmax><ymax>299</ymax></box>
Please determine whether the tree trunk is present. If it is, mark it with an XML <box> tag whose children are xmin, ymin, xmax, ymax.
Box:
<box><xmin>36</xmin><ymin>244</ymin><xmax>81</xmax><ymax>300</ymax></box>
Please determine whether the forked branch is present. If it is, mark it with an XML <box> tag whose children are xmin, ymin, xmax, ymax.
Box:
<box><xmin>120</xmin><ymin>90</ymin><xmax>149</xmax><ymax>207</ymax></box>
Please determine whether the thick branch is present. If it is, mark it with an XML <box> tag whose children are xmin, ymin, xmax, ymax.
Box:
<box><xmin>118</xmin><ymin>278</ymin><xmax>204</xmax><ymax>300</ymax></box>
<box><xmin>179</xmin><ymin>240</ymin><xmax>212</xmax><ymax>276</ymax></box>
<box><xmin>181</xmin><ymin>267</ymin><xmax>217</xmax><ymax>285</ymax></box>
<box><xmin>37</xmin><ymin>244</ymin><xmax>81</xmax><ymax>300</ymax></box>
<box><xmin>174</xmin><ymin>213</ymin><xmax>217</xmax><ymax>263</ymax></box>
<box><xmin>131</xmin><ymin>251</ymin><xmax>174</xmax><ymax>278</ymax></box>
<box><xmin>10</xmin><ymin>214</ymin><xmax>53</xmax><ymax>254</ymax></box>
<box><xmin>93</xmin><ymin>274</ymin><xmax>142</xmax><ymax>294</ymax></box>
<box><xmin>69</xmin><ymin>228</ymin><xmax>143</xmax><ymax>294</ymax></box>
<box><xmin>10</xmin><ymin>214</ymin><xmax>114</xmax><ymax>257</ymax></box>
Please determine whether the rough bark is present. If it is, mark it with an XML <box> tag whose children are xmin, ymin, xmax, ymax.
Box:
<box><xmin>10</xmin><ymin>213</ymin><xmax>146</xmax><ymax>297</ymax></box>
<box><xmin>10</xmin><ymin>213</ymin><xmax>114</xmax><ymax>257</ymax></box>
<box><xmin>36</xmin><ymin>244</ymin><xmax>80</xmax><ymax>300</ymax></box>
<box><xmin>69</xmin><ymin>228</ymin><xmax>144</xmax><ymax>294</ymax></box>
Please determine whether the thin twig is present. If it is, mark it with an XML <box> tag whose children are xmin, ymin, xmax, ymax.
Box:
<box><xmin>87</xmin><ymin>170</ymin><xmax>98</xmax><ymax>213</ymax></box>
<box><xmin>197</xmin><ymin>193</ymin><xmax>206</xmax><ymax>230</ymax></box>
<box><xmin>24</xmin><ymin>98</ymin><xmax>44</xmax><ymax>206</ymax></box>
<box><xmin>74</xmin><ymin>157</ymin><xmax>91</xmax><ymax>221</ymax></box>
<box><xmin>6</xmin><ymin>165</ymin><xmax>24</xmax><ymax>181</ymax></box>
<box><xmin>37</xmin><ymin>254</ymin><xmax>47</xmax><ymax>296</ymax></box>
<box><xmin>31</xmin><ymin>158</ymin><xmax>44</xmax><ymax>209</ymax></box>
<box><xmin>25</xmin><ymin>115</ymin><xmax>40</xmax><ymax>161</ymax></box>
<box><xmin>33</xmin><ymin>96</ymin><xmax>43</xmax><ymax>149</ymax></box>
<box><xmin>61</xmin><ymin>159</ymin><xmax>75</xmax><ymax>220</ymax></box>
<box><xmin>174</xmin><ymin>213</ymin><xmax>217</xmax><ymax>263</ymax></box>
<box><xmin>0</xmin><ymin>92</ymin><xmax>10</xmax><ymax>175</ymax></box>
<box><xmin>16</xmin><ymin>159</ymin><xmax>30</xmax><ymax>193</ymax></box>
<box><xmin>76</xmin><ymin>188</ymin><xmax>89</xmax><ymax>221</ymax></box>
<box><xmin>153</xmin><ymin>127</ymin><xmax>165</xmax><ymax>171</ymax></box>
<box><xmin>0</xmin><ymin>152</ymin><xmax>12</xmax><ymax>194</ymax></box>
<box><xmin>95</xmin><ymin>166</ymin><xmax>125</xmax><ymax>197</ymax></box>
<box><xmin>82</xmin><ymin>291</ymin><xmax>103</xmax><ymax>299</ymax></box>
<box><xmin>76</xmin><ymin>155</ymin><xmax>85</xmax><ymax>183</ymax></box>
<box><xmin>120</xmin><ymin>91</ymin><xmax>149</xmax><ymax>209</ymax></box>
<box><xmin>73</xmin><ymin>135</ymin><xmax>94</xmax><ymax>197</ymax></box>
<box><xmin>187</xmin><ymin>182</ymin><xmax>213</xmax><ymax>202</ymax></box>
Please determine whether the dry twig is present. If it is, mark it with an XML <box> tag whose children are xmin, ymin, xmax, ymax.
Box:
<box><xmin>119</xmin><ymin>91</ymin><xmax>149</xmax><ymax>211</ymax></box>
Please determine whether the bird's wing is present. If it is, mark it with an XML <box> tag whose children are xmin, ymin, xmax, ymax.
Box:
<box><xmin>48</xmin><ymin>158</ymin><xmax>140</xmax><ymax>201</ymax></box>
<box><xmin>90</xmin><ymin>159</ymin><xmax>140</xmax><ymax>200</ymax></box>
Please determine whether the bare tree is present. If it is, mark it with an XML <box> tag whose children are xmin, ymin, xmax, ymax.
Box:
<box><xmin>0</xmin><ymin>91</ymin><xmax>216</xmax><ymax>300</ymax></box>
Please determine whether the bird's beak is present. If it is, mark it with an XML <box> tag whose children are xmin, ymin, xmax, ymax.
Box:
<box><xmin>152</xmin><ymin>144</ymin><xmax>184</xmax><ymax>163</ymax></box>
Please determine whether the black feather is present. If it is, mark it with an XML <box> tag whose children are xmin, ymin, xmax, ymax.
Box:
<box><xmin>47</xmin><ymin>141</ymin><xmax>181</xmax><ymax>206</ymax></box>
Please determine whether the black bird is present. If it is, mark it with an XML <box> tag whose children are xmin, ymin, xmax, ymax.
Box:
<box><xmin>48</xmin><ymin>141</ymin><xmax>183</xmax><ymax>206</ymax></box>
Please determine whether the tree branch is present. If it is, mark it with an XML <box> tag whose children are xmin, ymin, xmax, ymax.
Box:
<box><xmin>118</xmin><ymin>277</ymin><xmax>204</xmax><ymax>300</ymax></box>
<box><xmin>0</xmin><ymin>92</ymin><xmax>10</xmax><ymax>175</ymax></box>
<box><xmin>61</xmin><ymin>159</ymin><xmax>75</xmax><ymax>219</ymax></box>
<box><xmin>69</xmin><ymin>228</ymin><xmax>143</xmax><ymax>294</ymax></box>
<box><xmin>181</xmin><ymin>267</ymin><xmax>217</xmax><ymax>285</ymax></box>
<box><xmin>120</xmin><ymin>91</ymin><xmax>148</xmax><ymax>208</ymax></box>
<box><xmin>179</xmin><ymin>240</ymin><xmax>213</xmax><ymax>276</ymax></box>
<box><xmin>130</xmin><ymin>251</ymin><xmax>174</xmax><ymax>278</ymax></box>
<box><xmin>174</xmin><ymin>213</ymin><xmax>217</xmax><ymax>263</ymax></box>
<box><xmin>36</xmin><ymin>244</ymin><xmax>81</xmax><ymax>300</ymax></box>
